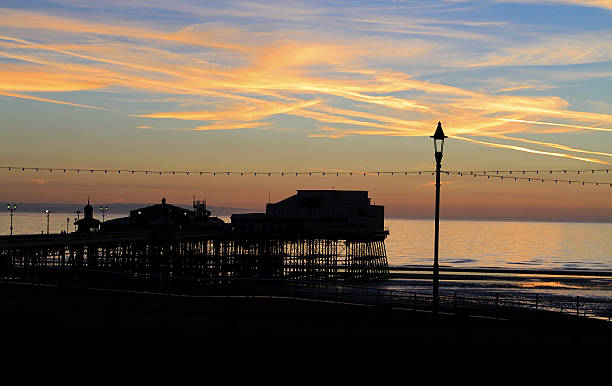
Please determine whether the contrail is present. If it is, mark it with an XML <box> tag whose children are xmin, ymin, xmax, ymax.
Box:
<box><xmin>451</xmin><ymin>135</ymin><xmax>608</xmax><ymax>165</ymax></box>
<box><xmin>0</xmin><ymin>91</ymin><xmax>106</xmax><ymax>110</ymax></box>
<box><xmin>499</xmin><ymin>118</ymin><xmax>612</xmax><ymax>132</ymax></box>
<box><xmin>490</xmin><ymin>134</ymin><xmax>612</xmax><ymax>158</ymax></box>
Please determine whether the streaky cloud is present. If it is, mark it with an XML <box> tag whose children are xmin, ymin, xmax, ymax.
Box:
<box><xmin>489</xmin><ymin>133</ymin><xmax>612</xmax><ymax>158</ymax></box>
<box><xmin>452</xmin><ymin>135</ymin><xmax>609</xmax><ymax>164</ymax></box>
<box><xmin>499</xmin><ymin>118</ymin><xmax>612</xmax><ymax>132</ymax></box>
<box><xmin>0</xmin><ymin>91</ymin><xmax>106</xmax><ymax>110</ymax></box>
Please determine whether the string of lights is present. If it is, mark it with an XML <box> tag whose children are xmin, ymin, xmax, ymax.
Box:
<box><xmin>0</xmin><ymin>166</ymin><xmax>433</xmax><ymax>176</ymax></box>
<box><xmin>445</xmin><ymin>168</ymin><xmax>610</xmax><ymax>175</ymax></box>
<box><xmin>1</xmin><ymin>165</ymin><xmax>611</xmax><ymax>186</ymax></box>
<box><xmin>451</xmin><ymin>172</ymin><xmax>612</xmax><ymax>187</ymax></box>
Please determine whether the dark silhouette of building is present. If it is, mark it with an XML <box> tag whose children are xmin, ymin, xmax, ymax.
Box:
<box><xmin>74</xmin><ymin>199</ymin><xmax>100</xmax><ymax>233</ymax></box>
<box><xmin>2</xmin><ymin>192</ymin><xmax>388</xmax><ymax>283</ymax></box>
<box><xmin>101</xmin><ymin>198</ymin><xmax>226</xmax><ymax>232</ymax></box>
<box><xmin>231</xmin><ymin>190</ymin><xmax>385</xmax><ymax>235</ymax></box>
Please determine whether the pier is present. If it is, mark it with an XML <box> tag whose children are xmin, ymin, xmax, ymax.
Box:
<box><xmin>1</xmin><ymin>190</ymin><xmax>389</xmax><ymax>287</ymax></box>
<box><xmin>0</xmin><ymin>229</ymin><xmax>389</xmax><ymax>287</ymax></box>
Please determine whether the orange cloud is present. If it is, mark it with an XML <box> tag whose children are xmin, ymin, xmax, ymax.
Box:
<box><xmin>194</xmin><ymin>122</ymin><xmax>270</xmax><ymax>131</ymax></box>
<box><xmin>0</xmin><ymin>65</ymin><xmax>105</xmax><ymax>92</ymax></box>
<box><xmin>28</xmin><ymin>179</ymin><xmax>49</xmax><ymax>185</ymax></box>
<box><xmin>138</xmin><ymin>99</ymin><xmax>322</xmax><ymax>122</ymax></box>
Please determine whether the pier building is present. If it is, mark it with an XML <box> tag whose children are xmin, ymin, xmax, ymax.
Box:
<box><xmin>74</xmin><ymin>199</ymin><xmax>100</xmax><ymax>234</ymax></box>
<box><xmin>101</xmin><ymin>198</ymin><xmax>226</xmax><ymax>232</ymax></box>
<box><xmin>231</xmin><ymin>190</ymin><xmax>384</xmax><ymax>234</ymax></box>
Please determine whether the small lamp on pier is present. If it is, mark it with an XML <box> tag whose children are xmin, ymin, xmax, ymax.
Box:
<box><xmin>99</xmin><ymin>206</ymin><xmax>109</xmax><ymax>223</ymax></box>
<box><xmin>431</xmin><ymin>121</ymin><xmax>447</xmax><ymax>315</ymax></box>
<box><xmin>45</xmin><ymin>208</ymin><xmax>52</xmax><ymax>235</ymax></box>
<box><xmin>7</xmin><ymin>203</ymin><xmax>17</xmax><ymax>236</ymax></box>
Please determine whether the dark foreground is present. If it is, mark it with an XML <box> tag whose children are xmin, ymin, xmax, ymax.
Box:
<box><xmin>2</xmin><ymin>282</ymin><xmax>611</xmax><ymax>352</ymax></box>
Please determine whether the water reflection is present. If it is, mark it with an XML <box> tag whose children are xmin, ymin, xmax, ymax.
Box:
<box><xmin>385</xmin><ymin>219</ymin><xmax>612</xmax><ymax>271</ymax></box>
<box><xmin>2</xmin><ymin>214</ymin><xmax>611</xmax><ymax>272</ymax></box>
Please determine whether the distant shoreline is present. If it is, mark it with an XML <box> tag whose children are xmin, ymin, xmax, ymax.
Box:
<box><xmin>3</xmin><ymin>206</ymin><xmax>611</xmax><ymax>224</ymax></box>
<box><xmin>1</xmin><ymin>203</ymin><xmax>257</xmax><ymax>216</ymax></box>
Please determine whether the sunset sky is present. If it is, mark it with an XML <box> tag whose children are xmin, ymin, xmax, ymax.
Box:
<box><xmin>1</xmin><ymin>0</ymin><xmax>611</xmax><ymax>220</ymax></box>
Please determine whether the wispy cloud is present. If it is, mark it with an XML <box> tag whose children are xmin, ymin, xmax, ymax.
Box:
<box><xmin>0</xmin><ymin>91</ymin><xmax>105</xmax><ymax>110</ymax></box>
<box><xmin>1</xmin><ymin>2</ymin><xmax>611</xmax><ymax>165</ymax></box>
<box><xmin>452</xmin><ymin>135</ymin><xmax>609</xmax><ymax>164</ymax></box>
<box><xmin>495</xmin><ymin>1</ymin><xmax>612</xmax><ymax>12</ymax></box>
<box><xmin>489</xmin><ymin>133</ymin><xmax>612</xmax><ymax>158</ymax></box>
<box><xmin>498</xmin><ymin>118</ymin><xmax>612</xmax><ymax>132</ymax></box>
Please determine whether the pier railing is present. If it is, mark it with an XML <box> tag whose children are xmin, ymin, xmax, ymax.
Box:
<box><xmin>3</xmin><ymin>270</ymin><xmax>611</xmax><ymax>323</ymax></box>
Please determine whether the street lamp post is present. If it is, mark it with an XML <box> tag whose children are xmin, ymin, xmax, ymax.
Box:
<box><xmin>99</xmin><ymin>206</ymin><xmax>109</xmax><ymax>222</ymax></box>
<box><xmin>45</xmin><ymin>209</ymin><xmax>52</xmax><ymax>235</ymax></box>
<box><xmin>431</xmin><ymin>121</ymin><xmax>447</xmax><ymax>315</ymax></box>
<box><xmin>7</xmin><ymin>204</ymin><xmax>17</xmax><ymax>236</ymax></box>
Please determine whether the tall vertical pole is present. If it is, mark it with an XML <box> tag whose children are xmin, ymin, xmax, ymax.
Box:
<box><xmin>431</xmin><ymin>121</ymin><xmax>446</xmax><ymax>315</ymax></box>
<box><xmin>10</xmin><ymin>208</ymin><xmax>14</xmax><ymax>236</ymax></box>
<box><xmin>433</xmin><ymin>152</ymin><xmax>442</xmax><ymax>315</ymax></box>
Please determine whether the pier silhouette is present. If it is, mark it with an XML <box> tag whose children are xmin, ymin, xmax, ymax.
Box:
<box><xmin>1</xmin><ymin>191</ymin><xmax>389</xmax><ymax>285</ymax></box>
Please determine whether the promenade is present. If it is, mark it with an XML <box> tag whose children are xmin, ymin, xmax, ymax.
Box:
<box><xmin>2</xmin><ymin>280</ymin><xmax>611</xmax><ymax>349</ymax></box>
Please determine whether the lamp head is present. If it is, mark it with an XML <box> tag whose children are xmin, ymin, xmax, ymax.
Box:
<box><xmin>431</xmin><ymin>121</ymin><xmax>447</xmax><ymax>154</ymax></box>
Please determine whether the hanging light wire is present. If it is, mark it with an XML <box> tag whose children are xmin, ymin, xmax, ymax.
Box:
<box><xmin>0</xmin><ymin>166</ymin><xmax>433</xmax><ymax>176</ymax></box>
<box><xmin>450</xmin><ymin>171</ymin><xmax>612</xmax><ymax>187</ymax></box>
<box><xmin>1</xmin><ymin>165</ymin><xmax>611</xmax><ymax>186</ymax></box>
<box><xmin>445</xmin><ymin>168</ymin><xmax>610</xmax><ymax>175</ymax></box>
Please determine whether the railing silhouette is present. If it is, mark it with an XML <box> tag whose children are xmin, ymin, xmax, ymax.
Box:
<box><xmin>4</xmin><ymin>270</ymin><xmax>610</xmax><ymax>323</ymax></box>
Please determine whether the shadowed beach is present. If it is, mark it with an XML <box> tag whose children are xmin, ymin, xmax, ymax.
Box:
<box><xmin>2</xmin><ymin>280</ymin><xmax>611</xmax><ymax>349</ymax></box>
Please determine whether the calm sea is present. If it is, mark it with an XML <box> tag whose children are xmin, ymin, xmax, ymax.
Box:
<box><xmin>1</xmin><ymin>212</ymin><xmax>611</xmax><ymax>271</ymax></box>
<box><xmin>385</xmin><ymin>218</ymin><xmax>612</xmax><ymax>271</ymax></box>
<box><xmin>2</xmin><ymin>212</ymin><xmax>612</xmax><ymax>301</ymax></box>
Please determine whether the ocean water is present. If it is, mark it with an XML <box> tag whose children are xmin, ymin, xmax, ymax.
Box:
<box><xmin>2</xmin><ymin>212</ymin><xmax>612</xmax><ymax>304</ymax></box>
<box><xmin>384</xmin><ymin>218</ymin><xmax>612</xmax><ymax>271</ymax></box>
<box><xmin>1</xmin><ymin>212</ymin><xmax>611</xmax><ymax>271</ymax></box>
